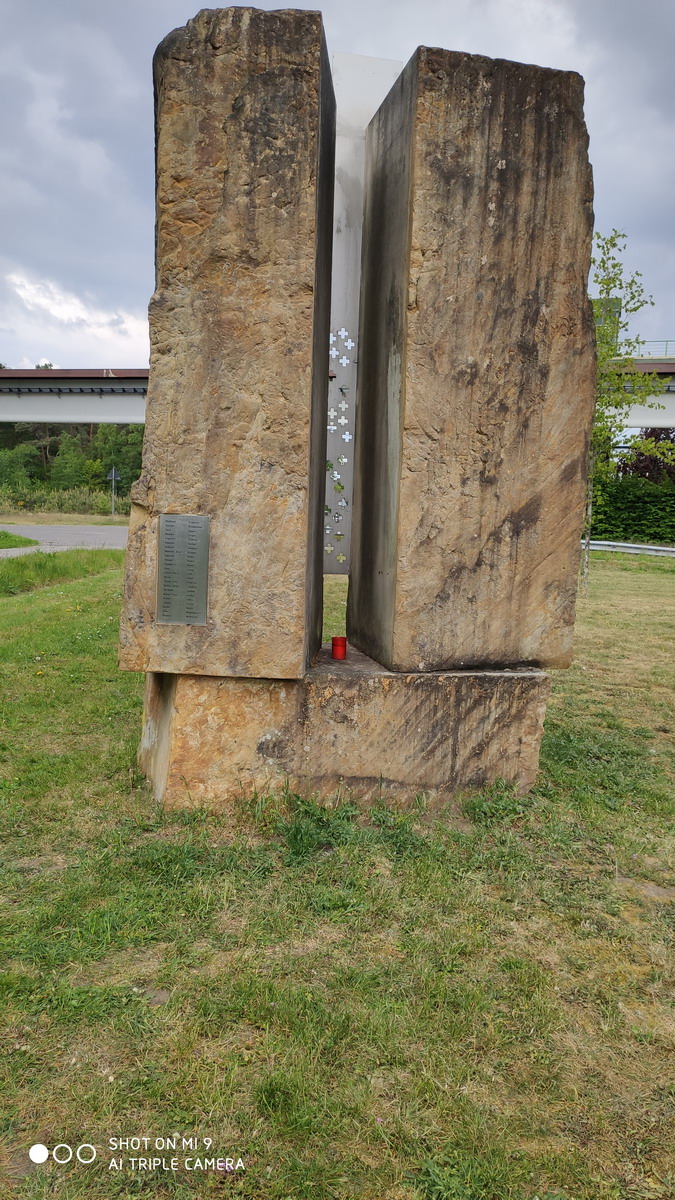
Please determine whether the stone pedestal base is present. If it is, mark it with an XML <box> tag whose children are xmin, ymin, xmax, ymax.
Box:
<box><xmin>139</xmin><ymin>647</ymin><xmax>550</xmax><ymax>807</ymax></box>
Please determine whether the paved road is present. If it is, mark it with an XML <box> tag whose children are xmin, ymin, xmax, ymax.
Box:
<box><xmin>0</xmin><ymin>523</ymin><xmax>128</xmax><ymax>559</ymax></box>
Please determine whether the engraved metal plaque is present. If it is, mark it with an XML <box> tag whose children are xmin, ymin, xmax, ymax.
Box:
<box><xmin>157</xmin><ymin>514</ymin><xmax>209</xmax><ymax>625</ymax></box>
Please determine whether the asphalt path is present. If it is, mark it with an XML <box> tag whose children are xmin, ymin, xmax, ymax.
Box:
<box><xmin>0</xmin><ymin>523</ymin><xmax>128</xmax><ymax>559</ymax></box>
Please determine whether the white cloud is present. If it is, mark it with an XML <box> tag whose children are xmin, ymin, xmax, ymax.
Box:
<box><xmin>2</xmin><ymin>271</ymin><xmax>149</xmax><ymax>367</ymax></box>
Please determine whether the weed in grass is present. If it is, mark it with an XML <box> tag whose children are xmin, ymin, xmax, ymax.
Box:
<box><xmin>461</xmin><ymin>779</ymin><xmax>531</xmax><ymax>827</ymax></box>
<box><xmin>410</xmin><ymin>1146</ymin><xmax>531</xmax><ymax>1200</ymax></box>
<box><xmin>275</xmin><ymin>793</ymin><xmax>360</xmax><ymax>861</ymax></box>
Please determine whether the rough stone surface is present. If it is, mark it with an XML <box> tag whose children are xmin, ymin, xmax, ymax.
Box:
<box><xmin>348</xmin><ymin>48</ymin><xmax>595</xmax><ymax>672</ymax></box>
<box><xmin>119</xmin><ymin>8</ymin><xmax>335</xmax><ymax>679</ymax></box>
<box><xmin>139</xmin><ymin>647</ymin><xmax>550</xmax><ymax>806</ymax></box>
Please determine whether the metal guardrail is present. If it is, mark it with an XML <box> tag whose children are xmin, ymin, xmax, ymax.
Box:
<box><xmin>588</xmin><ymin>539</ymin><xmax>675</xmax><ymax>558</ymax></box>
<box><xmin>636</xmin><ymin>341</ymin><xmax>675</xmax><ymax>358</ymax></box>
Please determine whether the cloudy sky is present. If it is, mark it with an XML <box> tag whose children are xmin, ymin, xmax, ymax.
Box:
<box><xmin>0</xmin><ymin>0</ymin><xmax>672</xmax><ymax>367</ymax></box>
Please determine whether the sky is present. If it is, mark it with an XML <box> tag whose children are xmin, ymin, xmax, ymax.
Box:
<box><xmin>0</xmin><ymin>0</ymin><xmax>673</xmax><ymax>368</ymax></box>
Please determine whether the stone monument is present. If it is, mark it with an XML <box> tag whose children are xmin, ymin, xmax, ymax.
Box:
<box><xmin>120</xmin><ymin>9</ymin><xmax>595</xmax><ymax>807</ymax></box>
<box><xmin>119</xmin><ymin>6</ymin><xmax>335</xmax><ymax>681</ymax></box>
<box><xmin>348</xmin><ymin>49</ymin><xmax>595</xmax><ymax>672</ymax></box>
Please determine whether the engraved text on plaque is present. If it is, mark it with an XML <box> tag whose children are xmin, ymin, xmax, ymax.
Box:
<box><xmin>157</xmin><ymin>514</ymin><xmax>209</xmax><ymax>625</ymax></box>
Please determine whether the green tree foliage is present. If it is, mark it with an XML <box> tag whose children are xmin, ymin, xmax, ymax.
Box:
<box><xmin>618</xmin><ymin>427</ymin><xmax>675</xmax><ymax>484</ymax></box>
<box><xmin>49</xmin><ymin>432</ymin><xmax>91</xmax><ymax>489</ymax></box>
<box><xmin>583</xmin><ymin>231</ymin><xmax>674</xmax><ymax>575</ymax></box>
<box><xmin>0</xmin><ymin>420</ymin><xmax>143</xmax><ymax>499</ymax></box>
<box><xmin>92</xmin><ymin>423</ymin><xmax>144</xmax><ymax>494</ymax></box>
<box><xmin>0</xmin><ymin>443</ymin><xmax>40</xmax><ymax>488</ymax></box>
<box><xmin>590</xmin><ymin>231</ymin><xmax>664</xmax><ymax>482</ymax></box>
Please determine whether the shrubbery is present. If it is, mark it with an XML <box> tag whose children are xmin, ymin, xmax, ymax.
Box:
<box><xmin>591</xmin><ymin>476</ymin><xmax>675</xmax><ymax>545</ymax></box>
<box><xmin>0</xmin><ymin>485</ymin><xmax>131</xmax><ymax>516</ymax></box>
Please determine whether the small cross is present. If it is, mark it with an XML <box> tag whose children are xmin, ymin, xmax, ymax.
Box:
<box><xmin>324</xmin><ymin>544</ymin><xmax>334</xmax><ymax>554</ymax></box>
<box><xmin>337</xmin><ymin>455</ymin><xmax>347</xmax><ymax>465</ymax></box>
<box><xmin>332</xmin><ymin>471</ymin><xmax>341</xmax><ymax>480</ymax></box>
<box><xmin>337</xmin><ymin>327</ymin><xmax>348</xmax><ymax>339</ymax></box>
<box><xmin>328</xmin><ymin>408</ymin><xmax>337</xmax><ymax>419</ymax></box>
<box><xmin>342</xmin><ymin>432</ymin><xmax>352</xmax><ymax>442</ymax></box>
<box><xmin>336</xmin><ymin>553</ymin><xmax>346</xmax><ymax>564</ymax></box>
<box><xmin>345</xmin><ymin>338</ymin><xmax>355</xmax><ymax>349</ymax></box>
<box><xmin>327</xmin><ymin>424</ymin><xmax>337</xmax><ymax>433</ymax></box>
<box><xmin>338</xmin><ymin>417</ymin><xmax>348</xmax><ymax>426</ymax></box>
<box><xmin>339</xmin><ymin>356</ymin><xmax>349</xmax><ymax>367</ymax></box>
<box><xmin>329</xmin><ymin>347</ymin><xmax>339</xmax><ymax>359</ymax></box>
<box><xmin>338</xmin><ymin>401</ymin><xmax>349</xmax><ymax>412</ymax></box>
<box><xmin>329</xmin><ymin>333</ymin><xmax>336</xmax><ymax>344</ymax></box>
<box><xmin>325</xmin><ymin>525</ymin><xmax>332</xmax><ymax>534</ymax></box>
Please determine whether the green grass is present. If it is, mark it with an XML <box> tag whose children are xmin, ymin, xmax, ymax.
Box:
<box><xmin>0</xmin><ymin>530</ymin><xmax>38</xmax><ymax>549</ymax></box>
<box><xmin>0</xmin><ymin>556</ymin><xmax>673</xmax><ymax>1198</ymax></box>
<box><xmin>323</xmin><ymin>573</ymin><xmax>348</xmax><ymax>637</ymax></box>
<box><xmin>0</xmin><ymin>548</ymin><xmax>125</xmax><ymax>596</ymax></box>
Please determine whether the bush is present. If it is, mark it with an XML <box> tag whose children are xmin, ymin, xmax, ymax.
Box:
<box><xmin>0</xmin><ymin>485</ymin><xmax>130</xmax><ymax>516</ymax></box>
<box><xmin>591</xmin><ymin>476</ymin><xmax>675</xmax><ymax>545</ymax></box>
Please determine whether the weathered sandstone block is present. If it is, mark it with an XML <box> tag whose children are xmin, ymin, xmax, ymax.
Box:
<box><xmin>119</xmin><ymin>8</ymin><xmax>335</xmax><ymax>679</ymax></box>
<box><xmin>139</xmin><ymin>650</ymin><xmax>550</xmax><ymax>806</ymax></box>
<box><xmin>348</xmin><ymin>48</ymin><xmax>595</xmax><ymax>671</ymax></box>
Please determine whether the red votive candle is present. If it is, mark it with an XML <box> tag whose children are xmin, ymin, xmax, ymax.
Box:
<box><xmin>331</xmin><ymin>636</ymin><xmax>347</xmax><ymax>660</ymax></box>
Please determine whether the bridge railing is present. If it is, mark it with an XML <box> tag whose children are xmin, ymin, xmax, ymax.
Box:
<box><xmin>635</xmin><ymin>340</ymin><xmax>675</xmax><ymax>358</ymax></box>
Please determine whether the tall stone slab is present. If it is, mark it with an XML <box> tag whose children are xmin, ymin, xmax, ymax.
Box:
<box><xmin>348</xmin><ymin>48</ymin><xmax>595</xmax><ymax>672</ymax></box>
<box><xmin>119</xmin><ymin>8</ymin><xmax>335</xmax><ymax>679</ymax></box>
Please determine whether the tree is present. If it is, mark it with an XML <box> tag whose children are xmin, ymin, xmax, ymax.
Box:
<box><xmin>618</xmin><ymin>427</ymin><xmax>675</xmax><ymax>485</ymax></box>
<box><xmin>0</xmin><ymin>443</ymin><xmax>40</xmax><ymax>488</ymax></box>
<box><xmin>582</xmin><ymin>230</ymin><xmax>672</xmax><ymax>584</ymax></box>
<box><xmin>49</xmin><ymin>432</ymin><xmax>89</xmax><ymax>489</ymax></box>
<box><xmin>92</xmin><ymin>423</ymin><xmax>144</xmax><ymax>494</ymax></box>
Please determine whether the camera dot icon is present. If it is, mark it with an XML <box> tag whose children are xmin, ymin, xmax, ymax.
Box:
<box><xmin>29</xmin><ymin>1144</ymin><xmax>49</xmax><ymax>1164</ymax></box>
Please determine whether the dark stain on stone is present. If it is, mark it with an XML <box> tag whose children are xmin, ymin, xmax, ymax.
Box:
<box><xmin>256</xmin><ymin>732</ymin><xmax>289</xmax><ymax>760</ymax></box>
<box><xmin>509</xmin><ymin>494</ymin><xmax>542</xmax><ymax>536</ymax></box>
<box><xmin>560</xmin><ymin>454</ymin><xmax>583</xmax><ymax>484</ymax></box>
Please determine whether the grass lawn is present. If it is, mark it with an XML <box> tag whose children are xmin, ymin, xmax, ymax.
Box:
<box><xmin>0</xmin><ymin>553</ymin><xmax>673</xmax><ymax>1199</ymax></box>
<box><xmin>0</xmin><ymin>549</ymin><xmax>126</xmax><ymax>597</ymax></box>
<box><xmin>0</xmin><ymin>531</ymin><xmax>39</xmax><ymax>550</ymax></box>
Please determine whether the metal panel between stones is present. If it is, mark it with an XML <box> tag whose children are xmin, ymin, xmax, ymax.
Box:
<box><xmin>323</xmin><ymin>54</ymin><xmax>403</xmax><ymax>575</ymax></box>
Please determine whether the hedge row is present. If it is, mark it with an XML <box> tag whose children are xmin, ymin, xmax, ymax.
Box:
<box><xmin>0</xmin><ymin>486</ymin><xmax>131</xmax><ymax>516</ymax></box>
<box><xmin>592</xmin><ymin>476</ymin><xmax>675</xmax><ymax>546</ymax></box>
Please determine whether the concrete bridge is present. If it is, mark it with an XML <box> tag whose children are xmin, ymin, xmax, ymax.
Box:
<box><xmin>0</xmin><ymin>354</ymin><xmax>672</xmax><ymax>428</ymax></box>
<box><xmin>625</xmin><ymin>349</ymin><xmax>675</xmax><ymax>428</ymax></box>
<box><xmin>0</xmin><ymin>368</ymin><xmax>148</xmax><ymax>424</ymax></box>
